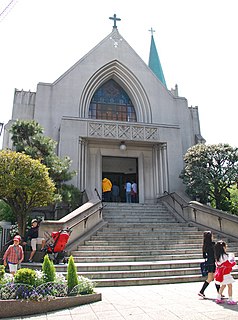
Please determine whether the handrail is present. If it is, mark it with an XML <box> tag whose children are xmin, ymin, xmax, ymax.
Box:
<box><xmin>94</xmin><ymin>187</ymin><xmax>101</xmax><ymax>201</ymax></box>
<box><xmin>160</xmin><ymin>191</ymin><xmax>187</xmax><ymax>222</ymax></box>
<box><xmin>163</xmin><ymin>191</ymin><xmax>238</xmax><ymax>223</ymax></box>
<box><xmin>39</xmin><ymin>198</ymin><xmax>104</xmax><ymax>248</ymax></box>
<box><xmin>163</xmin><ymin>191</ymin><xmax>186</xmax><ymax>209</ymax></box>
<box><xmin>160</xmin><ymin>191</ymin><xmax>238</xmax><ymax>241</ymax></box>
<box><xmin>68</xmin><ymin>204</ymin><xmax>105</xmax><ymax>230</ymax></box>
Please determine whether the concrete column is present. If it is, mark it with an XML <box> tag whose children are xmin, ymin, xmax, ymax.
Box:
<box><xmin>84</xmin><ymin>140</ymin><xmax>88</xmax><ymax>190</ymax></box>
<box><xmin>96</xmin><ymin>148</ymin><xmax>102</xmax><ymax>198</ymax></box>
<box><xmin>152</xmin><ymin>144</ymin><xmax>160</xmax><ymax>197</ymax></box>
<box><xmin>158</xmin><ymin>145</ymin><xmax>164</xmax><ymax>194</ymax></box>
<box><xmin>77</xmin><ymin>137</ymin><xmax>83</xmax><ymax>189</ymax></box>
<box><xmin>138</xmin><ymin>152</ymin><xmax>144</xmax><ymax>203</ymax></box>
<box><xmin>161</xmin><ymin>144</ymin><xmax>169</xmax><ymax>192</ymax></box>
<box><xmin>78</xmin><ymin>137</ymin><xmax>87</xmax><ymax>191</ymax></box>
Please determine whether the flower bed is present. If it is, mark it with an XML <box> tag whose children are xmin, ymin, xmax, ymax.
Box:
<box><xmin>0</xmin><ymin>255</ymin><xmax>102</xmax><ymax>318</ymax></box>
<box><xmin>1</xmin><ymin>293</ymin><xmax>102</xmax><ymax>318</ymax></box>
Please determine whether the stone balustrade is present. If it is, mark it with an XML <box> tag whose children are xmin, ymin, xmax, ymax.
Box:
<box><xmin>160</xmin><ymin>192</ymin><xmax>238</xmax><ymax>241</ymax></box>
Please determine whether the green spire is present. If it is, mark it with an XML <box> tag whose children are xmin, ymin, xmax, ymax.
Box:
<box><xmin>148</xmin><ymin>31</ymin><xmax>167</xmax><ymax>88</ymax></box>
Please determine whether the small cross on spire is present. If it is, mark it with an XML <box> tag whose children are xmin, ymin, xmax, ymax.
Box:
<box><xmin>109</xmin><ymin>14</ymin><xmax>121</xmax><ymax>29</ymax></box>
<box><xmin>149</xmin><ymin>27</ymin><xmax>155</xmax><ymax>36</ymax></box>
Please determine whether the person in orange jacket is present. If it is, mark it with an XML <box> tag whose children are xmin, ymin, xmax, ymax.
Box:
<box><xmin>102</xmin><ymin>177</ymin><xmax>112</xmax><ymax>202</ymax></box>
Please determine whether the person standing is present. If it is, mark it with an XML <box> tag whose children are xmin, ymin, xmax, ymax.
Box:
<box><xmin>198</xmin><ymin>231</ymin><xmax>220</xmax><ymax>298</ymax></box>
<box><xmin>214</xmin><ymin>240</ymin><xmax>236</xmax><ymax>304</ymax></box>
<box><xmin>102</xmin><ymin>177</ymin><xmax>112</xmax><ymax>202</ymax></box>
<box><xmin>23</xmin><ymin>219</ymin><xmax>46</xmax><ymax>262</ymax></box>
<box><xmin>112</xmin><ymin>181</ymin><xmax>120</xmax><ymax>202</ymax></box>
<box><xmin>131</xmin><ymin>181</ymin><xmax>137</xmax><ymax>203</ymax></box>
<box><xmin>3</xmin><ymin>235</ymin><xmax>24</xmax><ymax>275</ymax></box>
<box><xmin>125</xmin><ymin>180</ymin><xmax>132</xmax><ymax>203</ymax></box>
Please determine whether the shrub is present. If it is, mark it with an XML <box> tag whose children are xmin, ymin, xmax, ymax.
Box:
<box><xmin>34</xmin><ymin>270</ymin><xmax>44</xmax><ymax>286</ymax></box>
<box><xmin>67</xmin><ymin>255</ymin><xmax>78</xmax><ymax>293</ymax></box>
<box><xmin>42</xmin><ymin>255</ymin><xmax>56</xmax><ymax>283</ymax></box>
<box><xmin>55</xmin><ymin>272</ymin><xmax>67</xmax><ymax>284</ymax></box>
<box><xmin>0</xmin><ymin>200</ymin><xmax>15</xmax><ymax>223</ymax></box>
<box><xmin>77</xmin><ymin>275</ymin><xmax>95</xmax><ymax>294</ymax></box>
<box><xmin>0</xmin><ymin>273</ymin><xmax>13</xmax><ymax>285</ymax></box>
<box><xmin>0</xmin><ymin>265</ymin><xmax>5</xmax><ymax>282</ymax></box>
<box><xmin>14</xmin><ymin>268</ymin><xmax>37</xmax><ymax>286</ymax></box>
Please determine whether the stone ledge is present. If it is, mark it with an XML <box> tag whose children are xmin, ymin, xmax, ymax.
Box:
<box><xmin>1</xmin><ymin>293</ymin><xmax>102</xmax><ymax>318</ymax></box>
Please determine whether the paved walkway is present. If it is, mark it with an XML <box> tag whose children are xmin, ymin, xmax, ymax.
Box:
<box><xmin>4</xmin><ymin>281</ymin><xmax>238</xmax><ymax>320</ymax></box>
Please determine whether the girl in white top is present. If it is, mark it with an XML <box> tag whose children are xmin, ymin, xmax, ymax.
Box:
<box><xmin>214</xmin><ymin>240</ymin><xmax>236</xmax><ymax>305</ymax></box>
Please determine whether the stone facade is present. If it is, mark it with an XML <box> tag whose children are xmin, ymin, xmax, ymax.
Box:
<box><xmin>2</xmin><ymin>28</ymin><xmax>204</xmax><ymax>203</ymax></box>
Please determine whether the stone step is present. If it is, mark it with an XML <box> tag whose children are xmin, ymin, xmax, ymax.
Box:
<box><xmin>72</xmin><ymin>253</ymin><xmax>202</xmax><ymax>262</ymax></box>
<box><xmin>24</xmin><ymin>201</ymin><xmax>238</xmax><ymax>287</ymax></box>
<box><xmin>96</xmin><ymin>230</ymin><xmax>203</xmax><ymax>235</ymax></box>
<box><xmin>76</xmin><ymin>266</ymin><xmax>201</xmax><ymax>279</ymax></box>
<box><xmin>104</xmin><ymin>218</ymin><xmax>177</xmax><ymax>222</ymax></box>
<box><xmin>105</xmin><ymin>222</ymin><xmax>190</xmax><ymax>227</ymax></box>
<box><xmin>84</xmin><ymin>238</ymin><xmax>204</xmax><ymax>245</ymax></box>
<box><xmin>71</xmin><ymin>248</ymin><xmax>203</xmax><ymax>256</ymax></box>
<box><xmin>23</xmin><ymin>257</ymin><xmax>238</xmax><ymax>288</ymax></box>
<box><xmin>79</xmin><ymin>243</ymin><xmax>238</xmax><ymax>251</ymax></box>
<box><xmin>103</xmin><ymin>223</ymin><xmax>198</xmax><ymax>233</ymax></box>
<box><xmin>103</xmin><ymin>212</ymin><xmax>173</xmax><ymax>216</ymax></box>
<box><xmin>22</xmin><ymin>259</ymin><xmax>238</xmax><ymax>287</ymax></box>
<box><xmin>73</xmin><ymin>259</ymin><xmax>203</xmax><ymax>271</ymax></box>
<box><xmin>90</xmin><ymin>235</ymin><xmax>203</xmax><ymax>241</ymax></box>
<box><xmin>86</xmin><ymin>272</ymin><xmax>238</xmax><ymax>287</ymax></box>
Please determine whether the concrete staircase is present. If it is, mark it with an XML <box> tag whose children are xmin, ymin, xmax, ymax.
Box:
<box><xmin>25</xmin><ymin>202</ymin><xmax>238</xmax><ymax>286</ymax></box>
<box><xmin>67</xmin><ymin>202</ymin><xmax>238</xmax><ymax>286</ymax></box>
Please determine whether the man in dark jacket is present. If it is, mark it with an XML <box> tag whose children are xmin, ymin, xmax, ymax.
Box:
<box><xmin>23</xmin><ymin>219</ymin><xmax>45</xmax><ymax>262</ymax></box>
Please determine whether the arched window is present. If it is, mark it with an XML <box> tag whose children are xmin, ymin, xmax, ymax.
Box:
<box><xmin>89</xmin><ymin>79</ymin><xmax>137</xmax><ymax>122</ymax></box>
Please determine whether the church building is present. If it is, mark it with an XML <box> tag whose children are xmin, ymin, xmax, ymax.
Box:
<box><xmin>3</xmin><ymin>15</ymin><xmax>205</xmax><ymax>204</ymax></box>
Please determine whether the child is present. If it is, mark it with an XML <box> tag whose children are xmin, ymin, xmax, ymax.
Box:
<box><xmin>214</xmin><ymin>240</ymin><xmax>236</xmax><ymax>305</ymax></box>
<box><xmin>3</xmin><ymin>235</ymin><xmax>24</xmax><ymax>275</ymax></box>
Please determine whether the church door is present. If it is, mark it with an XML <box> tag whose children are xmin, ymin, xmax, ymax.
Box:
<box><xmin>102</xmin><ymin>156</ymin><xmax>138</xmax><ymax>203</ymax></box>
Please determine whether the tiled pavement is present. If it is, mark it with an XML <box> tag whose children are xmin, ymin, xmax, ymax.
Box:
<box><xmin>4</xmin><ymin>281</ymin><xmax>238</xmax><ymax>320</ymax></box>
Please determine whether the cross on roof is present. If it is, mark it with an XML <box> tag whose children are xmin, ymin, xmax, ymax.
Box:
<box><xmin>109</xmin><ymin>14</ymin><xmax>121</xmax><ymax>29</ymax></box>
<box><xmin>149</xmin><ymin>27</ymin><xmax>156</xmax><ymax>36</ymax></box>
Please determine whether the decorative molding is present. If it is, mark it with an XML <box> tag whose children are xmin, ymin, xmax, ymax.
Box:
<box><xmin>88</xmin><ymin>121</ymin><xmax>160</xmax><ymax>141</ymax></box>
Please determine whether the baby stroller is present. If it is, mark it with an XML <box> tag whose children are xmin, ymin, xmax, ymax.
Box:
<box><xmin>44</xmin><ymin>227</ymin><xmax>71</xmax><ymax>264</ymax></box>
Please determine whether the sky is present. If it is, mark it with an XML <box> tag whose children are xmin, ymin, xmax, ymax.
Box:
<box><xmin>0</xmin><ymin>0</ymin><xmax>237</xmax><ymax>148</ymax></box>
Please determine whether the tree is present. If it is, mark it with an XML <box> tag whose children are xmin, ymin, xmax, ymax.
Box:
<box><xmin>0</xmin><ymin>150</ymin><xmax>55</xmax><ymax>236</ymax></box>
<box><xmin>0</xmin><ymin>199</ymin><xmax>15</xmax><ymax>223</ymax></box>
<box><xmin>10</xmin><ymin>120</ymin><xmax>76</xmax><ymax>188</ymax></box>
<box><xmin>42</xmin><ymin>254</ymin><xmax>56</xmax><ymax>283</ymax></box>
<box><xmin>180</xmin><ymin>143</ymin><xmax>238</xmax><ymax>211</ymax></box>
<box><xmin>230</xmin><ymin>184</ymin><xmax>238</xmax><ymax>214</ymax></box>
<box><xmin>67</xmin><ymin>255</ymin><xmax>79</xmax><ymax>294</ymax></box>
<box><xmin>9</xmin><ymin>120</ymin><xmax>83</xmax><ymax>212</ymax></box>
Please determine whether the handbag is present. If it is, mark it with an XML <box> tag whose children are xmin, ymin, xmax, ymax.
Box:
<box><xmin>200</xmin><ymin>260</ymin><xmax>208</xmax><ymax>276</ymax></box>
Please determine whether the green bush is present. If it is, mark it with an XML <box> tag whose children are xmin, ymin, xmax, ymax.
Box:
<box><xmin>77</xmin><ymin>275</ymin><xmax>95</xmax><ymax>294</ymax></box>
<box><xmin>67</xmin><ymin>255</ymin><xmax>79</xmax><ymax>293</ymax></box>
<box><xmin>14</xmin><ymin>268</ymin><xmax>37</xmax><ymax>286</ymax></box>
<box><xmin>0</xmin><ymin>200</ymin><xmax>15</xmax><ymax>223</ymax></box>
<box><xmin>0</xmin><ymin>265</ymin><xmax>5</xmax><ymax>282</ymax></box>
<box><xmin>230</xmin><ymin>185</ymin><xmax>238</xmax><ymax>214</ymax></box>
<box><xmin>42</xmin><ymin>255</ymin><xmax>56</xmax><ymax>283</ymax></box>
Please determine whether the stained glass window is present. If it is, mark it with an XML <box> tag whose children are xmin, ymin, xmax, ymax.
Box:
<box><xmin>89</xmin><ymin>80</ymin><xmax>137</xmax><ymax>122</ymax></box>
